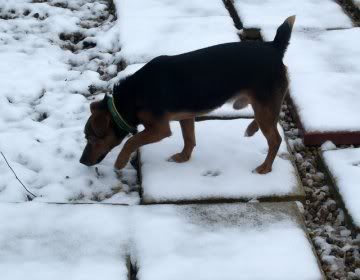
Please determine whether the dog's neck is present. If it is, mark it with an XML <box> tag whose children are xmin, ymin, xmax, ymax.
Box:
<box><xmin>112</xmin><ymin>77</ymin><xmax>139</xmax><ymax>128</ymax></box>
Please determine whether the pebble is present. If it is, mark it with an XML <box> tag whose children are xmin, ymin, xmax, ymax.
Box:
<box><xmin>280</xmin><ymin>103</ymin><xmax>359</xmax><ymax>279</ymax></box>
<box><xmin>340</xmin><ymin>229</ymin><xmax>351</xmax><ymax>237</ymax></box>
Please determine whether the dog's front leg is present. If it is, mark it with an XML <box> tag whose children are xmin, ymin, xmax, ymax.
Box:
<box><xmin>115</xmin><ymin>121</ymin><xmax>171</xmax><ymax>169</ymax></box>
<box><xmin>168</xmin><ymin>118</ymin><xmax>196</xmax><ymax>163</ymax></box>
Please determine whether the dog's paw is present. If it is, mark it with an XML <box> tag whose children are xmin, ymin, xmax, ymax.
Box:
<box><xmin>253</xmin><ymin>164</ymin><xmax>272</xmax><ymax>174</ymax></box>
<box><xmin>244</xmin><ymin>124</ymin><xmax>259</xmax><ymax>137</ymax></box>
<box><xmin>167</xmin><ymin>153</ymin><xmax>190</xmax><ymax>163</ymax></box>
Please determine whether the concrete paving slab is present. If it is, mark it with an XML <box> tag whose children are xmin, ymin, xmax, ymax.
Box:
<box><xmin>140</xmin><ymin>119</ymin><xmax>304</xmax><ymax>204</ymax></box>
<box><xmin>0</xmin><ymin>203</ymin><xmax>130</xmax><ymax>280</ymax></box>
<box><xmin>233</xmin><ymin>0</ymin><xmax>352</xmax><ymax>30</ymax></box>
<box><xmin>321</xmin><ymin>148</ymin><xmax>360</xmax><ymax>230</ymax></box>
<box><xmin>272</xmin><ymin>28</ymin><xmax>360</xmax><ymax>145</ymax></box>
<box><xmin>131</xmin><ymin>202</ymin><xmax>324</xmax><ymax>280</ymax></box>
<box><xmin>114</xmin><ymin>0</ymin><xmax>238</xmax><ymax>64</ymax></box>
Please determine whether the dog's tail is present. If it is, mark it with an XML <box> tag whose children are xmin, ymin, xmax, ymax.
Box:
<box><xmin>273</xmin><ymin>15</ymin><xmax>296</xmax><ymax>58</ymax></box>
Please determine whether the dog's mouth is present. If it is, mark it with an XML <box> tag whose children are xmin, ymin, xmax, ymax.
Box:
<box><xmin>96</xmin><ymin>153</ymin><xmax>107</xmax><ymax>164</ymax></box>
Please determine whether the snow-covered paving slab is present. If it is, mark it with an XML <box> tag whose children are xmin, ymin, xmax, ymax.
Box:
<box><xmin>260</xmin><ymin>28</ymin><xmax>360</xmax><ymax>144</ymax></box>
<box><xmin>321</xmin><ymin>148</ymin><xmax>360</xmax><ymax>229</ymax></box>
<box><xmin>115</xmin><ymin>0</ymin><xmax>238</xmax><ymax>64</ymax></box>
<box><xmin>233</xmin><ymin>0</ymin><xmax>352</xmax><ymax>30</ymax></box>
<box><xmin>0</xmin><ymin>0</ymin><xmax>139</xmax><ymax>204</ymax></box>
<box><xmin>131</xmin><ymin>202</ymin><xmax>323</xmax><ymax>280</ymax></box>
<box><xmin>140</xmin><ymin>119</ymin><xmax>303</xmax><ymax>204</ymax></box>
<box><xmin>197</xmin><ymin>103</ymin><xmax>254</xmax><ymax>120</ymax></box>
<box><xmin>0</xmin><ymin>203</ymin><xmax>130</xmax><ymax>280</ymax></box>
<box><xmin>292</xmin><ymin>29</ymin><xmax>360</xmax><ymax>143</ymax></box>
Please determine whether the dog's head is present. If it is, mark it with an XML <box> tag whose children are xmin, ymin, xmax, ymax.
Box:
<box><xmin>79</xmin><ymin>95</ymin><xmax>129</xmax><ymax>166</ymax></box>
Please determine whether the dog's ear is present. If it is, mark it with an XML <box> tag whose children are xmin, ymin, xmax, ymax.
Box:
<box><xmin>91</xmin><ymin>112</ymin><xmax>111</xmax><ymax>137</ymax></box>
<box><xmin>90</xmin><ymin>95</ymin><xmax>109</xmax><ymax>113</ymax></box>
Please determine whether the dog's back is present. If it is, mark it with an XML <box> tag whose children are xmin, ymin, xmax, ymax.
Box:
<box><xmin>116</xmin><ymin>16</ymin><xmax>295</xmax><ymax>116</ymax></box>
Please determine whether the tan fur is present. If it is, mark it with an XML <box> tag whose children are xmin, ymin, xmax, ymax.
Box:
<box><xmin>286</xmin><ymin>15</ymin><xmax>296</xmax><ymax>30</ymax></box>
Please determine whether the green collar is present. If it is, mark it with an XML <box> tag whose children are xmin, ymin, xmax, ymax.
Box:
<box><xmin>107</xmin><ymin>96</ymin><xmax>137</xmax><ymax>134</ymax></box>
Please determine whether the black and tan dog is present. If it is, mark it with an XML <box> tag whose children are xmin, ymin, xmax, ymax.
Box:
<box><xmin>80</xmin><ymin>16</ymin><xmax>295</xmax><ymax>174</ymax></box>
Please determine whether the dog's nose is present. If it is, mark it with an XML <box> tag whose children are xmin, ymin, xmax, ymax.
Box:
<box><xmin>79</xmin><ymin>156</ymin><xmax>87</xmax><ymax>165</ymax></box>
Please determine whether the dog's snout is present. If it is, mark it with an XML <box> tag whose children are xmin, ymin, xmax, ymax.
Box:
<box><xmin>79</xmin><ymin>155</ymin><xmax>91</xmax><ymax>166</ymax></box>
<box><xmin>79</xmin><ymin>156</ymin><xmax>86</xmax><ymax>165</ymax></box>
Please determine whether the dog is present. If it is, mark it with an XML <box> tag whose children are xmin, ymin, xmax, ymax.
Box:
<box><xmin>80</xmin><ymin>16</ymin><xmax>295</xmax><ymax>174</ymax></box>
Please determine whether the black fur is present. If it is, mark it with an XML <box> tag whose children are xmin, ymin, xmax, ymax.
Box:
<box><xmin>111</xmin><ymin>17</ymin><xmax>293</xmax><ymax>125</ymax></box>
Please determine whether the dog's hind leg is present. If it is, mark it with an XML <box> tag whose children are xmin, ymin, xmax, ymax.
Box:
<box><xmin>244</xmin><ymin>120</ymin><xmax>259</xmax><ymax>137</ymax></box>
<box><xmin>168</xmin><ymin>118</ymin><xmax>196</xmax><ymax>163</ymax></box>
<box><xmin>252</xmin><ymin>96</ymin><xmax>284</xmax><ymax>174</ymax></box>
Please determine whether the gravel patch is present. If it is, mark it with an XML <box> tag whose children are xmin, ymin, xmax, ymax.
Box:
<box><xmin>281</xmin><ymin>101</ymin><xmax>360</xmax><ymax>280</ymax></box>
<box><xmin>336</xmin><ymin>0</ymin><xmax>360</xmax><ymax>26</ymax></box>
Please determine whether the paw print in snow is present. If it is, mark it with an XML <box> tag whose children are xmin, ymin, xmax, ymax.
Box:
<box><xmin>202</xmin><ymin>169</ymin><xmax>221</xmax><ymax>177</ymax></box>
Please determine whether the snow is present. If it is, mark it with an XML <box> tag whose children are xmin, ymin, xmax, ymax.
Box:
<box><xmin>140</xmin><ymin>119</ymin><xmax>302</xmax><ymax>203</ymax></box>
<box><xmin>321</xmin><ymin>141</ymin><xmax>337</xmax><ymax>151</ymax></box>
<box><xmin>261</xmin><ymin>28</ymin><xmax>360</xmax><ymax>132</ymax></box>
<box><xmin>289</xmin><ymin>72</ymin><xmax>360</xmax><ymax>132</ymax></box>
<box><xmin>0</xmin><ymin>0</ymin><xmax>139</xmax><ymax>204</ymax></box>
<box><xmin>203</xmin><ymin>103</ymin><xmax>254</xmax><ymax>119</ymax></box>
<box><xmin>115</xmin><ymin>0</ymin><xmax>238</xmax><ymax>64</ymax></box>
<box><xmin>322</xmin><ymin>148</ymin><xmax>360</xmax><ymax>227</ymax></box>
<box><xmin>0</xmin><ymin>203</ymin><xmax>129</xmax><ymax>280</ymax></box>
<box><xmin>131</xmin><ymin>203</ymin><xmax>322</xmax><ymax>280</ymax></box>
<box><xmin>0</xmin><ymin>203</ymin><xmax>323</xmax><ymax>279</ymax></box>
<box><xmin>287</xmin><ymin>29</ymin><xmax>360</xmax><ymax>132</ymax></box>
<box><xmin>232</xmin><ymin>1</ymin><xmax>358</xmax><ymax>133</ymax></box>
<box><xmin>234</xmin><ymin>0</ymin><xmax>352</xmax><ymax>30</ymax></box>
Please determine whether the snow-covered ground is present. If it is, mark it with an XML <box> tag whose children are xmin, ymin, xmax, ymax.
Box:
<box><xmin>140</xmin><ymin>119</ymin><xmax>302</xmax><ymax>203</ymax></box>
<box><xmin>322</xmin><ymin>148</ymin><xmax>360</xmax><ymax>227</ymax></box>
<box><xmin>233</xmin><ymin>1</ymin><xmax>360</xmax><ymax>134</ymax></box>
<box><xmin>116</xmin><ymin>0</ymin><xmax>238</xmax><ymax>64</ymax></box>
<box><xmin>0</xmin><ymin>0</ymin><xmax>139</xmax><ymax>204</ymax></box>
<box><xmin>234</xmin><ymin>0</ymin><xmax>352</xmax><ymax>30</ymax></box>
<box><xmin>0</xmin><ymin>203</ymin><xmax>129</xmax><ymax>280</ymax></box>
<box><xmin>0</xmin><ymin>202</ymin><xmax>323</xmax><ymax>280</ymax></box>
<box><xmin>2</xmin><ymin>0</ymin><xmax>358</xmax><ymax>279</ymax></box>
<box><xmin>274</xmin><ymin>28</ymin><xmax>360</xmax><ymax>133</ymax></box>
<box><xmin>131</xmin><ymin>203</ymin><xmax>323</xmax><ymax>280</ymax></box>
